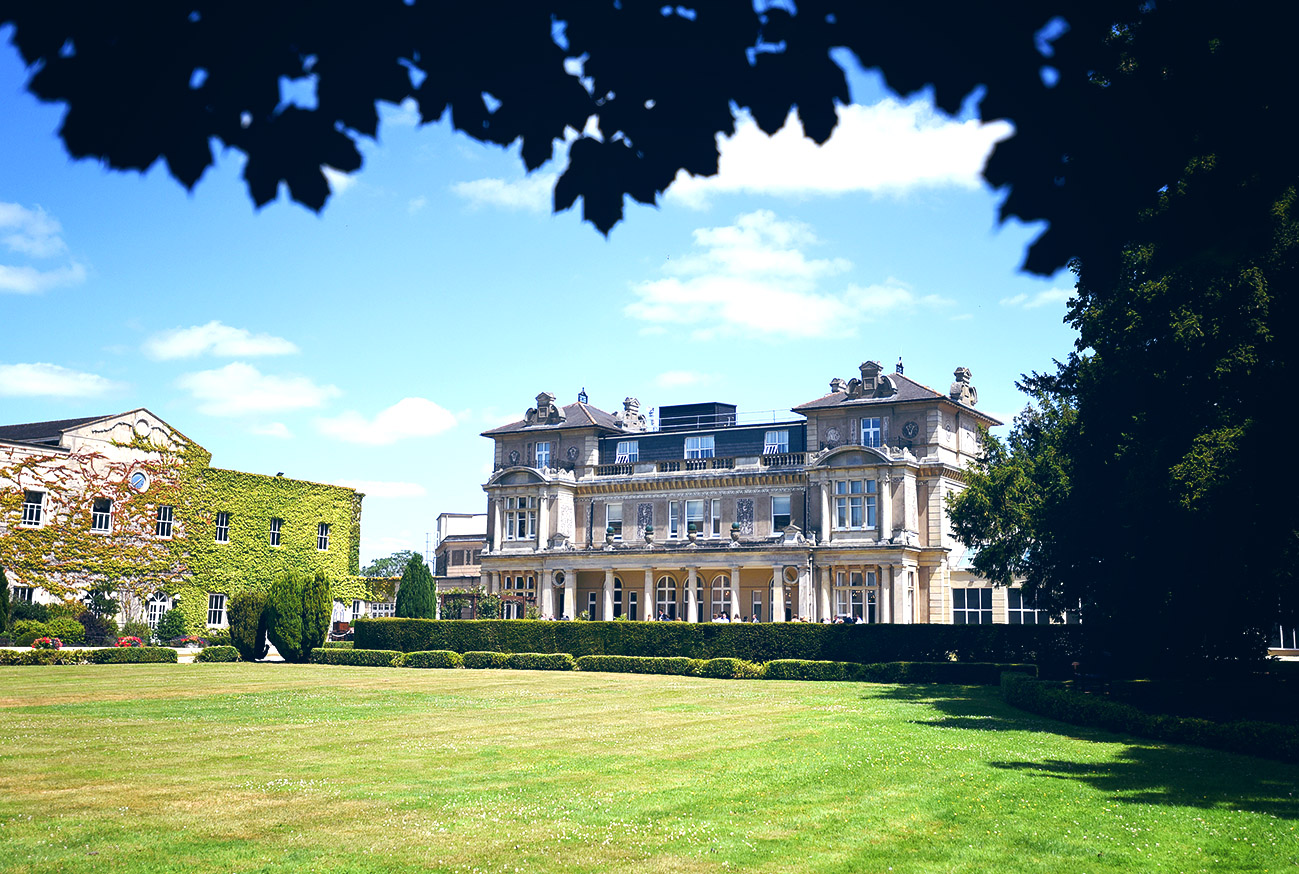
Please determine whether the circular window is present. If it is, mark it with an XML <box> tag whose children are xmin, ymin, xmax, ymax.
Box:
<box><xmin>129</xmin><ymin>471</ymin><xmax>149</xmax><ymax>492</ymax></box>
<box><xmin>134</xmin><ymin>419</ymin><xmax>151</xmax><ymax>438</ymax></box>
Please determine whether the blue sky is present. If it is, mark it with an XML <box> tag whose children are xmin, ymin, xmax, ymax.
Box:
<box><xmin>0</xmin><ymin>33</ymin><xmax>1076</xmax><ymax>565</ymax></box>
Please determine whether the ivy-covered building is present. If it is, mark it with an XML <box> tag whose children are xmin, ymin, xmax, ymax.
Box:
<box><xmin>0</xmin><ymin>409</ymin><xmax>367</xmax><ymax>633</ymax></box>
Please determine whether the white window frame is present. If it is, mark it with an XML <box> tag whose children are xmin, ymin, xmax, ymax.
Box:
<box><xmin>710</xmin><ymin>574</ymin><xmax>732</xmax><ymax>618</ymax></box>
<box><xmin>833</xmin><ymin>570</ymin><xmax>877</xmax><ymax>621</ymax></box>
<box><xmin>615</xmin><ymin>440</ymin><xmax>639</xmax><ymax>463</ymax></box>
<box><xmin>656</xmin><ymin>575</ymin><xmax>677</xmax><ymax>620</ymax></box>
<box><xmin>535</xmin><ymin>441</ymin><xmax>551</xmax><ymax>468</ymax></box>
<box><xmin>751</xmin><ymin>590</ymin><xmax>763</xmax><ymax>622</ymax></box>
<box><xmin>1007</xmin><ymin>589</ymin><xmax>1045</xmax><ymax>625</ymax></box>
<box><xmin>771</xmin><ymin>495</ymin><xmax>791</xmax><ymax>533</ymax></box>
<box><xmin>214</xmin><ymin>511</ymin><xmax>231</xmax><ymax>543</ymax></box>
<box><xmin>505</xmin><ymin>496</ymin><xmax>537</xmax><ymax>541</ymax></box>
<box><xmin>953</xmin><ymin>587</ymin><xmax>993</xmax><ymax>624</ymax></box>
<box><xmin>91</xmin><ymin>498</ymin><xmax>112</xmax><ymax>533</ymax></box>
<box><xmin>12</xmin><ymin>586</ymin><xmax>34</xmax><ymax>603</ymax></box>
<box><xmin>155</xmin><ymin>505</ymin><xmax>174</xmax><ymax>538</ymax></box>
<box><xmin>685</xmin><ymin>499</ymin><xmax>704</xmax><ymax>535</ymax></box>
<box><xmin>21</xmin><ymin>491</ymin><xmax>43</xmax><ymax>527</ymax></box>
<box><xmin>763</xmin><ymin>430</ymin><xmax>789</xmax><ymax>455</ymax></box>
<box><xmin>269</xmin><ymin>517</ymin><xmax>283</xmax><ymax>546</ymax></box>
<box><xmin>587</xmin><ymin>591</ymin><xmax>599</xmax><ymax>620</ymax></box>
<box><xmin>684</xmin><ymin>435</ymin><xmax>715</xmax><ymax>459</ymax></box>
<box><xmin>147</xmin><ymin>593</ymin><xmax>171</xmax><ymax>629</ymax></box>
<box><xmin>207</xmin><ymin>593</ymin><xmax>227</xmax><ymax>626</ymax></box>
<box><xmin>606</xmin><ymin>503</ymin><xmax>623</xmax><ymax>540</ymax></box>
<box><xmin>833</xmin><ymin>480</ymin><xmax>878</xmax><ymax>529</ymax></box>
<box><xmin>669</xmin><ymin>500</ymin><xmax>680</xmax><ymax>538</ymax></box>
<box><xmin>317</xmin><ymin>522</ymin><xmax>330</xmax><ymax>551</ymax></box>
<box><xmin>709</xmin><ymin>499</ymin><xmax>721</xmax><ymax>537</ymax></box>
<box><xmin>861</xmin><ymin>417</ymin><xmax>882</xmax><ymax>448</ymax></box>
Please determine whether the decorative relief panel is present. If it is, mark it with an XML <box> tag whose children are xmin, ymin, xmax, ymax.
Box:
<box><xmin>736</xmin><ymin>499</ymin><xmax>754</xmax><ymax>535</ymax></box>
<box><xmin>637</xmin><ymin>502</ymin><xmax>653</xmax><ymax>530</ymax></box>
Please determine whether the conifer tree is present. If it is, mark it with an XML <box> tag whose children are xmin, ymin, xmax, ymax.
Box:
<box><xmin>0</xmin><ymin>567</ymin><xmax>10</xmax><ymax>633</ymax></box>
<box><xmin>395</xmin><ymin>554</ymin><xmax>436</xmax><ymax>619</ymax></box>
<box><xmin>265</xmin><ymin>571</ymin><xmax>306</xmax><ymax>662</ymax></box>
<box><xmin>301</xmin><ymin>571</ymin><xmax>332</xmax><ymax>657</ymax></box>
<box><xmin>228</xmin><ymin>589</ymin><xmax>270</xmax><ymax>661</ymax></box>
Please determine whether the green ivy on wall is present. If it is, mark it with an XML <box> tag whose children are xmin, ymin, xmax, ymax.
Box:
<box><xmin>0</xmin><ymin>428</ymin><xmax>371</xmax><ymax>635</ymax></box>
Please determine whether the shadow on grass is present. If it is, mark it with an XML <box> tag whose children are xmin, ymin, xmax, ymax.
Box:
<box><xmin>870</xmin><ymin>684</ymin><xmax>1299</xmax><ymax>820</ymax></box>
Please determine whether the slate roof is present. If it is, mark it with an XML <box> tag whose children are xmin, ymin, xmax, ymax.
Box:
<box><xmin>0</xmin><ymin>415</ymin><xmax>111</xmax><ymax>447</ymax></box>
<box><xmin>792</xmin><ymin>373</ymin><xmax>1001</xmax><ymax>424</ymax></box>
<box><xmin>481</xmin><ymin>401</ymin><xmax>626</xmax><ymax>436</ymax></box>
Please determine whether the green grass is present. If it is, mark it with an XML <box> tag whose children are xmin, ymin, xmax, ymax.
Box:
<box><xmin>0</xmin><ymin>666</ymin><xmax>1294</xmax><ymax>873</ymax></box>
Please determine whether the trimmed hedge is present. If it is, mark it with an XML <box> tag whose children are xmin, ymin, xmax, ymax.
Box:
<box><xmin>194</xmin><ymin>645</ymin><xmax>241</xmax><ymax>663</ymax></box>
<box><xmin>1001</xmin><ymin>672</ymin><xmax>1299</xmax><ymax>763</ymax></box>
<box><xmin>0</xmin><ymin>648</ymin><xmax>89</xmax><ymax>665</ymax></box>
<box><xmin>575</xmin><ymin>655</ymin><xmax>701</xmax><ymax>676</ymax></box>
<box><xmin>765</xmin><ymin>659</ymin><xmax>1035</xmax><ymax>684</ymax></box>
<box><xmin>320</xmin><ymin>641</ymin><xmax>354</xmax><ymax>650</ymax></box>
<box><xmin>463</xmin><ymin>651</ymin><xmax>510</xmax><ymax>669</ymax></box>
<box><xmin>505</xmin><ymin>652</ymin><xmax>576</xmax><ymax>671</ymax></box>
<box><xmin>402</xmin><ymin>650</ymin><xmax>463</xmax><ymax>669</ymax></box>
<box><xmin>309</xmin><ymin>648</ymin><xmax>404</xmax><ymax>667</ymax></box>
<box><xmin>355</xmin><ymin>618</ymin><xmax>1087</xmax><ymax>676</ymax></box>
<box><xmin>696</xmin><ymin>657</ymin><xmax>763</xmax><ymax>679</ymax></box>
<box><xmin>89</xmin><ymin>646</ymin><xmax>179</xmax><ymax>664</ymax></box>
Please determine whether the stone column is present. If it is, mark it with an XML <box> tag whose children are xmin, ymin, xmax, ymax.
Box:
<box><xmin>729</xmin><ymin>567</ymin><xmax>741</xmax><ymax>620</ymax></box>
<box><xmin>603</xmin><ymin>569</ymin><xmax>615</xmax><ymax>621</ymax></box>
<box><xmin>818</xmin><ymin>565</ymin><xmax>832</xmax><ymax>621</ymax></box>
<box><xmin>479</xmin><ymin>571</ymin><xmax>490</xmax><ymax>594</ymax></box>
<box><xmin>541</xmin><ymin>569</ymin><xmax>554</xmax><ymax>618</ymax></box>
<box><xmin>685</xmin><ymin>568</ymin><xmax>698</xmax><ymax>623</ymax></box>
<box><xmin>490</xmin><ymin>570</ymin><xmax>501</xmax><ymax>595</ymax></box>
<box><xmin>896</xmin><ymin>564</ymin><xmax>914</xmax><ymax>624</ymax></box>
<box><xmin>770</xmin><ymin>564</ymin><xmax>784</xmax><ymax>622</ymax></box>
<box><xmin>797</xmin><ymin>563</ymin><xmax>812</xmax><ymax>620</ymax></box>
<box><xmin>644</xmin><ymin>569</ymin><xmax>655</xmax><ymax>621</ymax></box>
<box><xmin>819</xmin><ymin>481</ymin><xmax>831</xmax><ymax>543</ymax></box>
<box><xmin>879</xmin><ymin>566</ymin><xmax>892</xmax><ymax>623</ymax></box>
<box><xmin>563</xmin><ymin>568</ymin><xmax>577</xmax><ymax>620</ymax></box>
<box><xmin>490</xmin><ymin>498</ymin><xmax>502</xmax><ymax>551</ymax></box>
<box><xmin>878</xmin><ymin>473</ymin><xmax>893</xmax><ymax>542</ymax></box>
<box><xmin>537</xmin><ymin>492</ymin><xmax>550</xmax><ymax>549</ymax></box>
<box><xmin>902</xmin><ymin>469</ymin><xmax>917</xmax><ymax>541</ymax></box>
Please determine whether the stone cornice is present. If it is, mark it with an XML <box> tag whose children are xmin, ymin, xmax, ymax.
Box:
<box><xmin>575</xmin><ymin>471</ymin><xmax>805</xmax><ymax>496</ymax></box>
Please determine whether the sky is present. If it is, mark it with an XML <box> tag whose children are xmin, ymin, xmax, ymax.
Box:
<box><xmin>0</xmin><ymin>32</ymin><xmax>1077</xmax><ymax>567</ymax></box>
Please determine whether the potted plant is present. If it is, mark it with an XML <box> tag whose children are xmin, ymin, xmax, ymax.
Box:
<box><xmin>687</xmin><ymin>523</ymin><xmax>698</xmax><ymax>543</ymax></box>
<box><xmin>605</xmin><ymin>526</ymin><xmax>616</xmax><ymax>544</ymax></box>
<box><xmin>730</xmin><ymin>522</ymin><xmax>741</xmax><ymax>542</ymax></box>
<box><xmin>644</xmin><ymin>525</ymin><xmax>654</xmax><ymax>544</ymax></box>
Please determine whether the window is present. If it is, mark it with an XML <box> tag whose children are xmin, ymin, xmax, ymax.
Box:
<box><xmin>833</xmin><ymin>480</ymin><xmax>878</xmax><ymax>529</ymax></box>
<box><xmin>669</xmin><ymin>500</ymin><xmax>680</xmax><ymax>537</ymax></box>
<box><xmin>505</xmin><ymin>496</ymin><xmax>537</xmax><ymax>540</ymax></box>
<box><xmin>215</xmin><ymin>511</ymin><xmax>231</xmax><ymax>543</ymax></box>
<box><xmin>12</xmin><ymin>586</ymin><xmax>33</xmax><ymax>603</ymax></box>
<box><xmin>615</xmin><ymin>440</ymin><xmax>639</xmax><ymax>463</ymax></box>
<box><xmin>269</xmin><ymin>517</ymin><xmax>283</xmax><ymax>546</ymax></box>
<box><xmin>685</xmin><ymin>499</ymin><xmax>704</xmax><ymax>535</ymax></box>
<box><xmin>352</xmin><ymin>599</ymin><xmax>366</xmax><ymax>619</ymax></box>
<box><xmin>685</xmin><ymin>435</ymin><xmax>715</xmax><ymax>459</ymax></box>
<box><xmin>710</xmin><ymin>575</ymin><xmax>732</xmax><ymax>618</ymax></box>
<box><xmin>1007</xmin><ymin>589</ymin><xmax>1045</xmax><ymax>625</ymax></box>
<box><xmin>751</xmin><ymin>590</ymin><xmax>763</xmax><ymax>622</ymax></box>
<box><xmin>588</xmin><ymin>591</ymin><xmax>599</xmax><ymax>620</ymax></box>
<box><xmin>155</xmin><ymin>505</ymin><xmax>174</xmax><ymax>538</ymax></box>
<box><xmin>953</xmin><ymin>588</ymin><xmax>993</xmax><ymax>624</ymax></box>
<box><xmin>317</xmin><ymin>522</ymin><xmax>330</xmax><ymax>551</ymax></box>
<box><xmin>535</xmin><ymin>441</ymin><xmax>551</xmax><ymax>467</ymax></box>
<box><xmin>147</xmin><ymin>593</ymin><xmax>170</xmax><ymax>629</ymax></box>
<box><xmin>861</xmin><ymin>417</ymin><xmax>882</xmax><ymax>448</ymax></box>
<box><xmin>628</xmin><ymin>591</ymin><xmax>638</xmax><ymax>621</ymax></box>
<box><xmin>21</xmin><ymin>491</ymin><xmax>43</xmax><ymax>527</ymax></box>
<box><xmin>656</xmin><ymin>575</ymin><xmax>677</xmax><ymax>620</ymax></box>
<box><xmin>613</xmin><ymin>578</ymin><xmax>623</xmax><ymax>618</ymax></box>
<box><xmin>369</xmin><ymin>601</ymin><xmax>396</xmax><ymax>618</ymax></box>
<box><xmin>772</xmin><ymin>495</ymin><xmax>791</xmax><ymax>532</ymax></box>
<box><xmin>472</xmin><ymin>549</ymin><xmax>482</xmax><ymax>563</ymax></box>
<box><xmin>834</xmin><ymin>570</ymin><xmax>877</xmax><ymax>621</ymax></box>
<box><xmin>763</xmin><ymin>430</ymin><xmax>789</xmax><ymax>455</ymax></box>
<box><xmin>606</xmin><ymin>503</ymin><xmax>622</xmax><ymax>540</ymax></box>
<box><xmin>91</xmin><ymin>498</ymin><xmax>112</xmax><ymax>532</ymax></box>
<box><xmin>208</xmin><ymin>593</ymin><xmax>227</xmax><ymax>626</ymax></box>
<box><xmin>709</xmin><ymin>499</ymin><xmax>721</xmax><ymax>537</ymax></box>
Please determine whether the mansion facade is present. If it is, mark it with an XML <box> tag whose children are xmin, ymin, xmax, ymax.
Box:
<box><xmin>477</xmin><ymin>359</ymin><xmax>1034</xmax><ymax>625</ymax></box>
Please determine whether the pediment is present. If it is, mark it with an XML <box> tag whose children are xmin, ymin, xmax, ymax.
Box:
<box><xmin>815</xmin><ymin>445</ymin><xmax>891</xmax><ymax>468</ymax></box>
<box><xmin>490</xmin><ymin>467</ymin><xmax>546</xmax><ymax>485</ymax></box>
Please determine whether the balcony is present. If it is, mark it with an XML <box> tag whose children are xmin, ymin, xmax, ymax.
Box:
<box><xmin>761</xmin><ymin>452</ymin><xmax>805</xmax><ymax>468</ymax></box>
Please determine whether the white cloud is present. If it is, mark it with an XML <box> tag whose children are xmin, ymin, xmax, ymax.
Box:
<box><xmin>143</xmin><ymin>321</ymin><xmax>299</xmax><ymax>360</ymax></box>
<box><xmin>626</xmin><ymin>210</ymin><xmax>952</xmax><ymax>339</ymax></box>
<box><xmin>1000</xmin><ymin>288</ymin><xmax>1072</xmax><ymax>309</ymax></box>
<box><xmin>322</xmin><ymin>166</ymin><xmax>357</xmax><ymax>195</ymax></box>
<box><xmin>380</xmin><ymin>98</ymin><xmax>421</xmax><ymax>128</ymax></box>
<box><xmin>0</xmin><ymin>362</ymin><xmax>119</xmax><ymax>398</ymax></box>
<box><xmin>175</xmin><ymin>362</ymin><xmax>340</xmax><ymax>417</ymax></box>
<box><xmin>655</xmin><ymin>370</ymin><xmax>713</xmax><ymax>389</ymax></box>
<box><xmin>250</xmin><ymin>422</ymin><xmax>293</xmax><ymax>439</ymax></box>
<box><xmin>0</xmin><ymin>202</ymin><xmax>87</xmax><ymax>294</ymax></box>
<box><xmin>451</xmin><ymin>171</ymin><xmax>557</xmax><ymax>213</ymax></box>
<box><xmin>334</xmin><ymin>479</ymin><xmax>428</xmax><ymax>499</ymax></box>
<box><xmin>317</xmin><ymin>397</ymin><xmax>458</xmax><ymax>445</ymax></box>
<box><xmin>665</xmin><ymin>100</ymin><xmax>1014</xmax><ymax>208</ymax></box>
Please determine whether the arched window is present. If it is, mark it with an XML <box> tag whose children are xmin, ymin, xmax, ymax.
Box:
<box><xmin>833</xmin><ymin>570</ymin><xmax>877</xmax><ymax>622</ymax></box>
<box><xmin>710</xmin><ymin>575</ymin><xmax>732</xmax><ymax>619</ymax></box>
<box><xmin>656</xmin><ymin>575</ymin><xmax>677</xmax><ymax>620</ymax></box>
<box><xmin>147</xmin><ymin>592</ymin><xmax>171</xmax><ymax>629</ymax></box>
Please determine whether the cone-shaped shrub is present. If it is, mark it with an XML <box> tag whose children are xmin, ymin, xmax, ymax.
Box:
<box><xmin>0</xmin><ymin>567</ymin><xmax>11</xmax><ymax>633</ymax></box>
<box><xmin>266</xmin><ymin>571</ymin><xmax>332</xmax><ymax>663</ymax></box>
<box><xmin>394</xmin><ymin>554</ymin><xmax>436</xmax><ymax>619</ymax></box>
<box><xmin>228</xmin><ymin>589</ymin><xmax>270</xmax><ymax>661</ymax></box>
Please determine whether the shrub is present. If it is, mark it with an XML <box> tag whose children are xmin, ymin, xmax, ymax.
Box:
<box><xmin>309</xmin><ymin>648</ymin><xmax>403</xmax><ymax>667</ymax></box>
<box><xmin>10</xmin><ymin>599</ymin><xmax>49</xmax><ymax>623</ymax></box>
<box><xmin>504</xmin><ymin>652</ymin><xmax>576</xmax><ymax>671</ymax></box>
<box><xmin>206</xmin><ymin>628</ymin><xmax>233</xmax><ymax>648</ymax></box>
<box><xmin>575</xmin><ymin>655</ymin><xmax>701</xmax><ymax>676</ymax></box>
<box><xmin>11</xmin><ymin>619</ymin><xmax>48</xmax><ymax>646</ymax></box>
<box><xmin>121</xmin><ymin>620</ymin><xmax>152</xmax><ymax>643</ymax></box>
<box><xmin>762</xmin><ymin>660</ymin><xmax>1036</xmax><ymax>684</ymax></box>
<box><xmin>194</xmin><ymin>645</ymin><xmax>240</xmax><ymax>663</ymax></box>
<box><xmin>320</xmin><ymin>641</ymin><xmax>354</xmax><ymax>650</ymax></box>
<box><xmin>395</xmin><ymin>555</ymin><xmax>436</xmax><ymax>619</ymax></box>
<box><xmin>154</xmin><ymin>608</ymin><xmax>189</xmax><ymax>643</ymax></box>
<box><xmin>695</xmin><ymin>657</ymin><xmax>762</xmax><ymax>679</ymax></box>
<box><xmin>79</xmin><ymin>611</ymin><xmax>117</xmax><ymax>646</ymax></box>
<box><xmin>45</xmin><ymin>617</ymin><xmax>86</xmax><ymax>645</ymax></box>
<box><xmin>0</xmin><ymin>566</ymin><xmax>9</xmax><ymax>633</ymax></box>
<box><xmin>228</xmin><ymin>589</ymin><xmax>270</xmax><ymax>662</ymax></box>
<box><xmin>463</xmin><ymin>651</ymin><xmax>509</xmax><ymax>669</ymax></box>
<box><xmin>14</xmin><ymin>648</ymin><xmax>89</xmax><ymax>665</ymax></box>
<box><xmin>116</xmin><ymin>636</ymin><xmax>144</xmax><ymax>647</ymax></box>
<box><xmin>89</xmin><ymin>647</ymin><xmax>179</xmax><ymax>664</ymax></box>
<box><xmin>32</xmin><ymin>636</ymin><xmax>62</xmax><ymax>650</ymax></box>
<box><xmin>266</xmin><ymin>571</ymin><xmax>332</xmax><ymax>663</ymax></box>
<box><xmin>402</xmin><ymin>650</ymin><xmax>463</xmax><ymax>669</ymax></box>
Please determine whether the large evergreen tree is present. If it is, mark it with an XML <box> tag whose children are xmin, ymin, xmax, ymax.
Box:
<box><xmin>266</xmin><ymin>571</ymin><xmax>333</xmax><ymax>663</ymax></box>
<box><xmin>394</xmin><ymin>555</ymin><xmax>436</xmax><ymax>619</ymax></box>
<box><xmin>227</xmin><ymin>589</ymin><xmax>270</xmax><ymax>661</ymax></box>
<box><xmin>0</xmin><ymin>567</ymin><xmax>10</xmax><ymax>633</ymax></box>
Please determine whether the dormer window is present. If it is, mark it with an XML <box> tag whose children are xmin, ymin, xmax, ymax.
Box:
<box><xmin>861</xmin><ymin>417</ymin><xmax>882</xmax><ymax>448</ymax></box>
<box><xmin>535</xmin><ymin>442</ymin><xmax>551</xmax><ymax>468</ymax></box>
<box><xmin>763</xmin><ymin>430</ymin><xmax>788</xmax><ymax>455</ymax></box>
<box><xmin>615</xmin><ymin>440</ymin><xmax>638</xmax><ymax>463</ymax></box>
<box><xmin>685</xmin><ymin>435</ymin><xmax>715</xmax><ymax>459</ymax></box>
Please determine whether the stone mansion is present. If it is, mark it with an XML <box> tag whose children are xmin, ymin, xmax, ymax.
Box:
<box><xmin>476</xmin><ymin>358</ymin><xmax>1039</xmax><ymax>625</ymax></box>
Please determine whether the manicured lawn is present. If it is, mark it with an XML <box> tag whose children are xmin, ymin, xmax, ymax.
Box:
<box><xmin>0</xmin><ymin>666</ymin><xmax>1294</xmax><ymax>873</ymax></box>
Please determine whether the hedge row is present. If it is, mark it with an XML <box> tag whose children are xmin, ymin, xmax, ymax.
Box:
<box><xmin>310</xmin><ymin>648</ymin><xmax>404</xmax><ymax>667</ymax></box>
<box><xmin>354</xmin><ymin>619</ymin><xmax>1087</xmax><ymax>676</ymax></box>
<box><xmin>766</xmin><ymin>659</ymin><xmax>1036</xmax><ymax>684</ymax></box>
<box><xmin>0</xmin><ymin>647</ymin><xmax>179</xmax><ymax>666</ymax></box>
<box><xmin>194</xmin><ymin>645</ymin><xmax>241</xmax><ymax>663</ymax></box>
<box><xmin>1000</xmin><ymin>672</ymin><xmax>1299</xmax><ymax>763</ymax></box>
